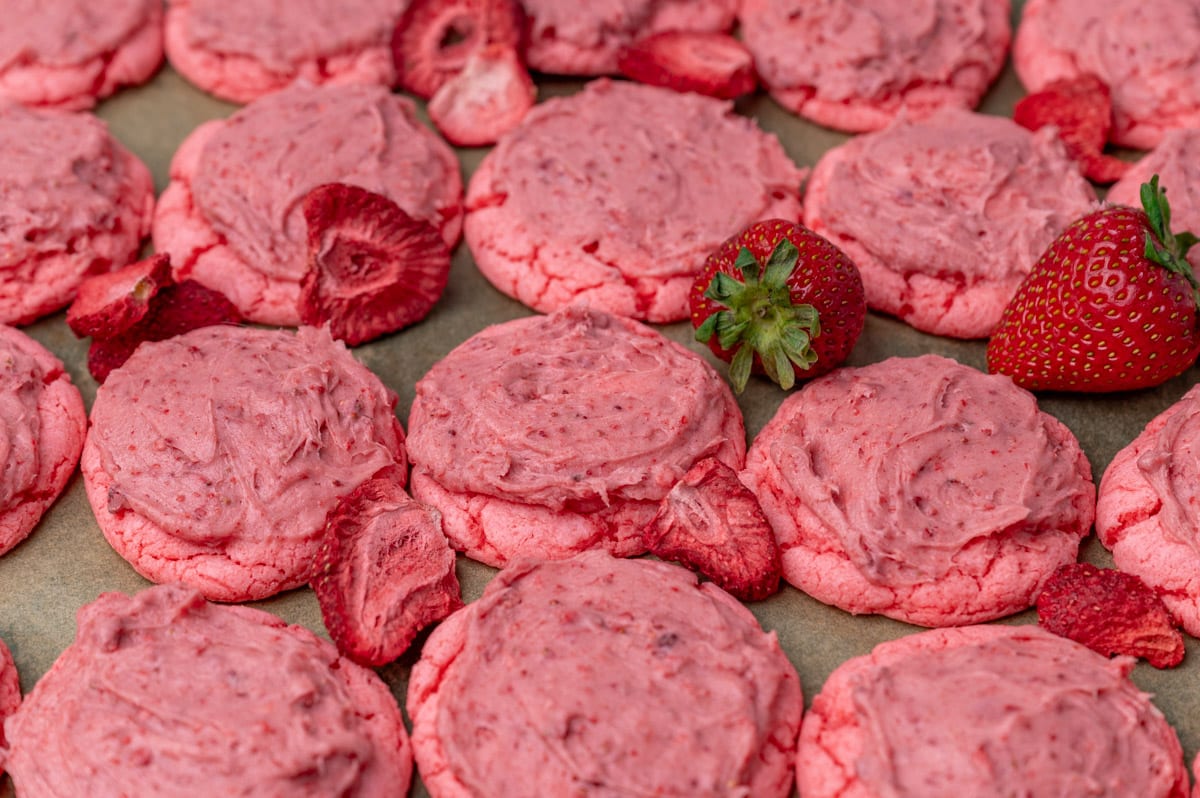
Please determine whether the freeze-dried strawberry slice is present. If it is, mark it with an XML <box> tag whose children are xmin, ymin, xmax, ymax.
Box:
<box><xmin>645</xmin><ymin>457</ymin><xmax>781</xmax><ymax>601</ymax></box>
<box><xmin>392</xmin><ymin>0</ymin><xmax>525</xmax><ymax>100</ymax></box>
<box><xmin>1036</xmin><ymin>563</ymin><xmax>1185</xmax><ymax>669</ymax></box>
<box><xmin>66</xmin><ymin>253</ymin><xmax>172</xmax><ymax>338</ymax></box>
<box><xmin>311</xmin><ymin>466</ymin><xmax>463</xmax><ymax>667</ymax></box>
<box><xmin>617</xmin><ymin>31</ymin><xmax>758</xmax><ymax>100</ymax></box>
<box><xmin>299</xmin><ymin>183</ymin><xmax>451</xmax><ymax>346</ymax></box>
<box><xmin>87</xmin><ymin>280</ymin><xmax>242</xmax><ymax>383</ymax></box>
<box><xmin>427</xmin><ymin>44</ymin><xmax>536</xmax><ymax>147</ymax></box>
<box><xmin>1013</xmin><ymin>74</ymin><xmax>1129</xmax><ymax>184</ymax></box>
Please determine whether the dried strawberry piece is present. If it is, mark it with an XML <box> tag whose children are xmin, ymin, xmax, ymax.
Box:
<box><xmin>311</xmin><ymin>466</ymin><xmax>463</xmax><ymax>667</ymax></box>
<box><xmin>392</xmin><ymin>0</ymin><xmax>525</xmax><ymax>100</ymax></box>
<box><xmin>66</xmin><ymin>253</ymin><xmax>172</xmax><ymax>338</ymax></box>
<box><xmin>1036</xmin><ymin>562</ymin><xmax>1185</xmax><ymax>669</ymax></box>
<box><xmin>86</xmin><ymin>280</ymin><xmax>242</xmax><ymax>383</ymax></box>
<box><xmin>427</xmin><ymin>44</ymin><xmax>536</xmax><ymax>147</ymax></box>
<box><xmin>1013</xmin><ymin>74</ymin><xmax>1130</xmax><ymax>184</ymax></box>
<box><xmin>645</xmin><ymin>457</ymin><xmax>781</xmax><ymax>601</ymax></box>
<box><xmin>299</xmin><ymin>183</ymin><xmax>451</xmax><ymax>346</ymax></box>
<box><xmin>618</xmin><ymin>31</ymin><xmax>758</xmax><ymax>101</ymax></box>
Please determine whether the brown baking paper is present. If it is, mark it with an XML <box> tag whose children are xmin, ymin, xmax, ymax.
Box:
<box><xmin>3</xmin><ymin>4</ymin><xmax>1200</xmax><ymax>795</ymax></box>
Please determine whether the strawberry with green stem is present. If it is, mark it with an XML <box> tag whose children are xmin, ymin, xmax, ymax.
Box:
<box><xmin>987</xmin><ymin>175</ymin><xmax>1200</xmax><ymax>392</ymax></box>
<box><xmin>691</xmin><ymin>219</ymin><xmax>865</xmax><ymax>393</ymax></box>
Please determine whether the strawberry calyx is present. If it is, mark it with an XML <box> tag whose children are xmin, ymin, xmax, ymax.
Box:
<box><xmin>1142</xmin><ymin>174</ymin><xmax>1200</xmax><ymax>307</ymax></box>
<box><xmin>695</xmin><ymin>239</ymin><xmax>819</xmax><ymax>393</ymax></box>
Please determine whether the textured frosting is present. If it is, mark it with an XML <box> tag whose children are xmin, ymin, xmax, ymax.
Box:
<box><xmin>797</xmin><ymin>626</ymin><xmax>1188</xmax><ymax>798</ymax></box>
<box><xmin>804</xmin><ymin>108</ymin><xmax>1096</xmax><ymax>338</ymax></box>
<box><xmin>1</xmin><ymin>584</ymin><xmax>412</xmax><ymax>796</ymax></box>
<box><xmin>740</xmin><ymin>0</ymin><xmax>1010</xmax><ymax>131</ymax></box>
<box><xmin>0</xmin><ymin>636</ymin><xmax>17</xmax><ymax>763</ymax></box>
<box><xmin>0</xmin><ymin>102</ymin><xmax>155</xmax><ymax>325</ymax></box>
<box><xmin>408</xmin><ymin>551</ymin><xmax>802</xmax><ymax>797</ymax></box>
<box><xmin>83</xmin><ymin>325</ymin><xmax>405</xmax><ymax>601</ymax></box>
<box><xmin>1014</xmin><ymin>0</ymin><xmax>1200</xmax><ymax>148</ymax></box>
<box><xmin>1108</xmin><ymin>129</ymin><xmax>1200</xmax><ymax>269</ymax></box>
<box><xmin>154</xmin><ymin>83</ymin><xmax>462</xmax><ymax>325</ymax></box>
<box><xmin>464</xmin><ymin>80</ymin><xmax>804</xmax><ymax>322</ymax></box>
<box><xmin>743</xmin><ymin>354</ymin><xmax>1094</xmax><ymax>625</ymax></box>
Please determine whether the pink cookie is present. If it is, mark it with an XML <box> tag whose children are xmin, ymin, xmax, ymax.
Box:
<box><xmin>740</xmin><ymin>0</ymin><xmax>1010</xmax><ymax>133</ymax></box>
<box><xmin>408</xmin><ymin>551</ymin><xmax>802</xmax><ymax>797</ymax></box>
<box><xmin>521</xmin><ymin>0</ymin><xmax>737</xmax><ymax>76</ymax></box>
<box><xmin>464</xmin><ymin>80</ymin><xmax>803</xmax><ymax>323</ymax></box>
<box><xmin>81</xmin><ymin>325</ymin><xmax>406</xmax><ymax>602</ymax></box>
<box><xmin>0</xmin><ymin>326</ymin><xmax>86</xmax><ymax>557</ymax></box>
<box><xmin>1</xmin><ymin>584</ymin><xmax>412</xmax><ymax>796</ymax></box>
<box><xmin>1108</xmin><ymin>129</ymin><xmax>1200</xmax><ymax>269</ymax></box>
<box><xmin>804</xmin><ymin>108</ymin><xmax>1096</xmax><ymax>338</ymax></box>
<box><xmin>406</xmin><ymin>305</ymin><xmax>745</xmax><ymax>567</ymax></box>
<box><xmin>1095</xmin><ymin>384</ymin><xmax>1200</xmax><ymax>637</ymax></box>
<box><xmin>0</xmin><ymin>101</ymin><xmax>155</xmax><ymax>326</ymax></box>
<box><xmin>797</xmin><ymin>625</ymin><xmax>1188</xmax><ymax>797</ymax></box>
<box><xmin>165</xmin><ymin>0</ymin><xmax>406</xmax><ymax>103</ymax></box>
<box><xmin>0</xmin><ymin>636</ymin><xmax>18</xmax><ymax>768</ymax></box>
<box><xmin>153</xmin><ymin>82</ymin><xmax>463</xmax><ymax>326</ymax></box>
<box><xmin>1014</xmin><ymin>0</ymin><xmax>1200</xmax><ymax>149</ymax></box>
<box><xmin>0</xmin><ymin>0</ymin><xmax>162</xmax><ymax>110</ymax></box>
<box><xmin>742</xmin><ymin>355</ymin><xmax>1095</xmax><ymax>626</ymax></box>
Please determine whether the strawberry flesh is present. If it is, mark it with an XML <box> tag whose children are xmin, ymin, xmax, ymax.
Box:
<box><xmin>392</xmin><ymin>0</ymin><xmax>525</xmax><ymax>100</ymax></box>
<box><xmin>644</xmin><ymin>457</ymin><xmax>781</xmax><ymax>602</ymax></box>
<box><xmin>427</xmin><ymin>44</ymin><xmax>536</xmax><ymax>146</ymax></box>
<box><xmin>1013</xmin><ymin>74</ymin><xmax>1129</xmax><ymax>184</ymax></box>
<box><xmin>66</xmin><ymin>253</ymin><xmax>172</xmax><ymax>338</ymax></box>
<box><xmin>1037</xmin><ymin>562</ymin><xmax>1185</xmax><ymax>669</ymax></box>
<box><xmin>311</xmin><ymin>466</ymin><xmax>463</xmax><ymax>667</ymax></box>
<box><xmin>299</xmin><ymin>183</ymin><xmax>451</xmax><ymax>346</ymax></box>
<box><xmin>618</xmin><ymin>31</ymin><xmax>757</xmax><ymax>100</ymax></box>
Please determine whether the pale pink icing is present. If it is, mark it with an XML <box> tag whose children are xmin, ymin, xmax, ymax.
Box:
<box><xmin>0</xmin><ymin>102</ymin><xmax>155</xmax><ymax>325</ymax></box>
<box><xmin>804</xmin><ymin>108</ymin><xmax>1095</xmax><ymax>337</ymax></box>
<box><xmin>1</xmin><ymin>584</ymin><xmax>411</xmax><ymax>796</ymax></box>
<box><xmin>154</xmin><ymin>83</ymin><xmax>462</xmax><ymax>325</ymax></box>
<box><xmin>408</xmin><ymin>552</ymin><xmax>802</xmax><ymax>797</ymax></box>
<box><xmin>1136</xmin><ymin>396</ymin><xmax>1200</xmax><ymax>553</ymax></box>
<box><xmin>1015</xmin><ymin>0</ymin><xmax>1200</xmax><ymax>149</ymax></box>
<box><xmin>1108</xmin><ymin>129</ymin><xmax>1200</xmax><ymax>269</ymax></box>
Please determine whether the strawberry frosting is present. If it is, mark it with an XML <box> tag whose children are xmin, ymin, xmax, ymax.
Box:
<box><xmin>1107</xmin><ymin>129</ymin><xmax>1200</xmax><ymax>269</ymax></box>
<box><xmin>0</xmin><ymin>636</ymin><xmax>18</xmax><ymax>765</ymax></box>
<box><xmin>0</xmin><ymin>584</ymin><xmax>412</xmax><ymax>796</ymax></box>
<box><xmin>797</xmin><ymin>625</ymin><xmax>1189</xmax><ymax>798</ymax></box>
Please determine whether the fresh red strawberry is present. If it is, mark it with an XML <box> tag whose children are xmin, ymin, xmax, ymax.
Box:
<box><xmin>86</xmin><ymin>280</ymin><xmax>242</xmax><ymax>383</ymax></box>
<box><xmin>1013</xmin><ymin>74</ymin><xmax>1129</xmax><ymax>184</ymax></box>
<box><xmin>391</xmin><ymin>0</ymin><xmax>524</xmax><ymax>100</ymax></box>
<box><xmin>1037</xmin><ymin>562</ymin><xmax>1185</xmax><ymax>669</ymax></box>
<box><xmin>311</xmin><ymin>465</ymin><xmax>463</xmax><ymax>667</ymax></box>
<box><xmin>66</xmin><ymin>253</ymin><xmax>172</xmax><ymax>338</ymax></box>
<box><xmin>427</xmin><ymin>44</ymin><xmax>536</xmax><ymax>147</ymax></box>
<box><xmin>617</xmin><ymin>31</ymin><xmax>757</xmax><ymax>100</ymax></box>
<box><xmin>691</xmin><ymin>219</ymin><xmax>865</xmax><ymax>393</ymax></box>
<box><xmin>644</xmin><ymin>457</ymin><xmax>781</xmax><ymax>601</ymax></box>
<box><xmin>299</xmin><ymin>183</ymin><xmax>451</xmax><ymax>346</ymax></box>
<box><xmin>988</xmin><ymin>176</ymin><xmax>1200</xmax><ymax>392</ymax></box>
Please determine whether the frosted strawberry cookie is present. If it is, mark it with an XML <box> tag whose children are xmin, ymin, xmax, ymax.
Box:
<box><xmin>797</xmin><ymin>625</ymin><xmax>1188</xmax><ymax>797</ymax></box>
<box><xmin>0</xmin><ymin>326</ymin><xmax>86</xmax><ymax>557</ymax></box>
<box><xmin>166</xmin><ymin>0</ymin><xmax>406</xmax><ymax>103</ymax></box>
<box><xmin>408</xmin><ymin>551</ymin><xmax>802</xmax><ymax>797</ymax></box>
<box><xmin>804</xmin><ymin>108</ymin><xmax>1096</xmax><ymax>338</ymax></box>
<box><xmin>742</xmin><ymin>355</ymin><xmax>1095</xmax><ymax>626</ymax></box>
<box><xmin>0</xmin><ymin>0</ymin><xmax>162</xmax><ymax>110</ymax></box>
<box><xmin>0</xmin><ymin>102</ymin><xmax>154</xmax><ymax>326</ymax></box>
<box><xmin>1095</xmin><ymin>384</ymin><xmax>1200</xmax><ymax>637</ymax></box>
<box><xmin>0</xmin><ymin>636</ymin><xmax>17</xmax><ymax>767</ymax></box>
<box><xmin>81</xmin><ymin>325</ymin><xmax>406</xmax><ymax>602</ymax></box>
<box><xmin>521</xmin><ymin>0</ymin><xmax>737</xmax><ymax>76</ymax></box>
<box><xmin>1014</xmin><ymin>0</ymin><xmax>1200</xmax><ymax>149</ymax></box>
<box><xmin>153</xmin><ymin>82</ymin><xmax>462</xmax><ymax>326</ymax></box>
<box><xmin>464</xmin><ymin>80</ymin><xmax>803</xmax><ymax>322</ymax></box>
<box><xmin>1</xmin><ymin>584</ymin><xmax>412</xmax><ymax>796</ymax></box>
<box><xmin>406</xmin><ymin>305</ymin><xmax>744</xmax><ymax>567</ymax></box>
<box><xmin>739</xmin><ymin>0</ymin><xmax>1010</xmax><ymax>133</ymax></box>
<box><xmin>1108</xmin><ymin>129</ymin><xmax>1200</xmax><ymax>269</ymax></box>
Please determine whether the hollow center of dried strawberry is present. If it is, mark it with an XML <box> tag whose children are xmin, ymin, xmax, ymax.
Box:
<box><xmin>319</xmin><ymin>240</ymin><xmax>398</xmax><ymax>294</ymax></box>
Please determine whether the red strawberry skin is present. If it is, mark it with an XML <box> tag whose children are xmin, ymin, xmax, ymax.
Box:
<box><xmin>67</xmin><ymin>253</ymin><xmax>172</xmax><ymax>338</ymax></box>
<box><xmin>987</xmin><ymin>204</ymin><xmax>1200</xmax><ymax>392</ymax></box>
<box><xmin>1013</xmin><ymin>74</ymin><xmax>1129</xmax><ymax>184</ymax></box>
<box><xmin>618</xmin><ymin>31</ymin><xmax>757</xmax><ymax>100</ymax></box>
